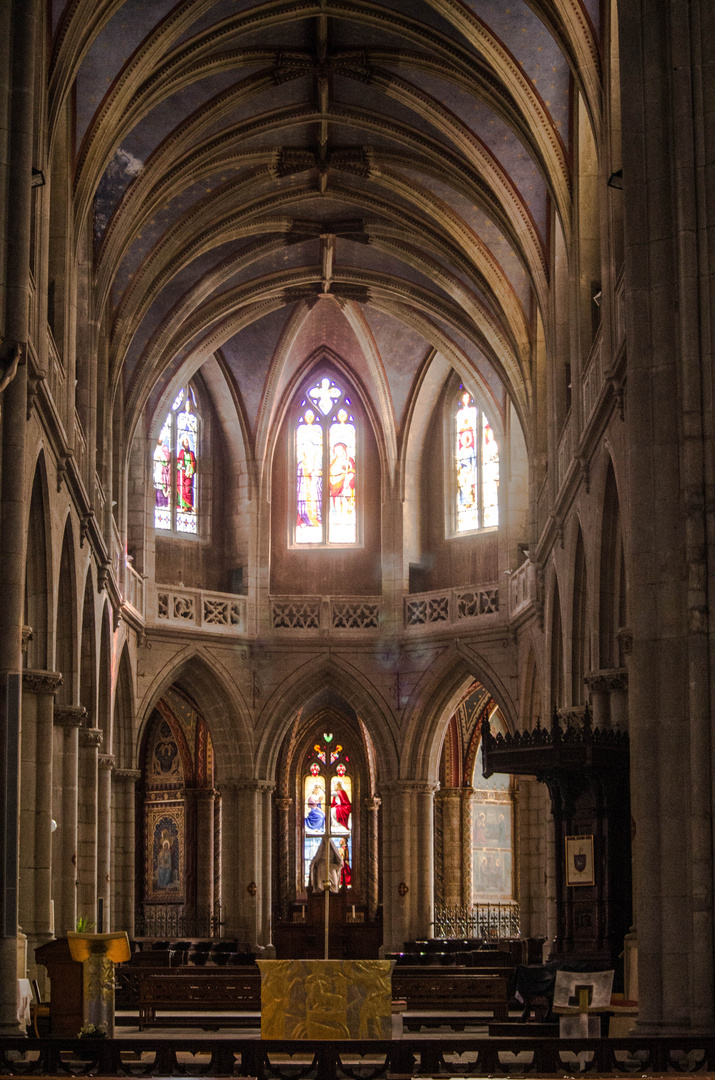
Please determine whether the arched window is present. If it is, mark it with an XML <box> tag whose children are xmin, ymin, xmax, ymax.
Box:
<box><xmin>452</xmin><ymin>386</ymin><xmax>499</xmax><ymax>534</ymax></box>
<box><xmin>302</xmin><ymin>733</ymin><xmax>353</xmax><ymax>889</ymax></box>
<box><xmin>153</xmin><ymin>384</ymin><xmax>200</xmax><ymax>534</ymax></box>
<box><xmin>295</xmin><ymin>376</ymin><xmax>357</xmax><ymax>546</ymax></box>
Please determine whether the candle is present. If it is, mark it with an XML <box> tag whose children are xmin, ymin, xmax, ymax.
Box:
<box><xmin>351</xmin><ymin>904</ymin><xmax>355</xmax><ymax>918</ymax></box>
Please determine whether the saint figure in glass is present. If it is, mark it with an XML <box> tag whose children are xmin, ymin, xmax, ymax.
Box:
<box><xmin>330</xmin><ymin>776</ymin><xmax>352</xmax><ymax>833</ymax></box>
<box><xmin>328</xmin><ymin>409</ymin><xmax>356</xmax><ymax>543</ymax></box>
<box><xmin>153</xmin><ymin>415</ymin><xmax>172</xmax><ymax>529</ymax></box>
<box><xmin>482</xmin><ymin>414</ymin><xmax>499</xmax><ymax>527</ymax></box>
<box><xmin>296</xmin><ymin>409</ymin><xmax>324</xmax><ymax>542</ymax></box>
<box><xmin>456</xmin><ymin>390</ymin><xmax>479</xmax><ymax>532</ymax></box>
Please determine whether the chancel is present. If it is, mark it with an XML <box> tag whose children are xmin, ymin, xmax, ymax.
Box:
<box><xmin>1</xmin><ymin>0</ymin><xmax>715</xmax><ymax>1052</ymax></box>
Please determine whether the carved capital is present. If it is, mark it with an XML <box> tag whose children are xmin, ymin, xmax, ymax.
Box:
<box><xmin>364</xmin><ymin>796</ymin><xmax>381</xmax><ymax>812</ymax></box>
<box><xmin>98</xmin><ymin>754</ymin><xmax>115</xmax><ymax>770</ymax></box>
<box><xmin>23</xmin><ymin>669</ymin><xmax>63</xmax><ymax>695</ymax></box>
<box><xmin>585</xmin><ymin>668</ymin><xmax>628</xmax><ymax>694</ymax></box>
<box><xmin>114</xmin><ymin>768</ymin><xmax>141</xmax><ymax>783</ymax></box>
<box><xmin>275</xmin><ymin>797</ymin><xmax>293</xmax><ymax>812</ymax></box>
<box><xmin>53</xmin><ymin>705</ymin><xmax>88</xmax><ymax>729</ymax></box>
<box><xmin>557</xmin><ymin>705</ymin><xmax>587</xmax><ymax>726</ymax></box>
<box><xmin>617</xmin><ymin>627</ymin><xmax>633</xmax><ymax>655</ymax></box>
<box><xmin>230</xmin><ymin>778</ymin><xmax>276</xmax><ymax>794</ymax></box>
<box><xmin>79</xmin><ymin>727</ymin><xmax>103</xmax><ymax>749</ymax></box>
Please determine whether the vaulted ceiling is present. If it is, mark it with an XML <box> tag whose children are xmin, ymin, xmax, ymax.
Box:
<box><xmin>49</xmin><ymin>0</ymin><xmax>601</xmax><ymax>459</ymax></box>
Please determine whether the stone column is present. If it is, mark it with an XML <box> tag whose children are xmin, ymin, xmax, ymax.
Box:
<box><xmin>460</xmin><ymin>788</ymin><xmax>474</xmax><ymax>908</ymax></box>
<box><xmin>112</xmin><ymin>770</ymin><xmax>140</xmax><ymax>937</ymax></box>
<box><xmin>585</xmin><ymin>670</ymin><xmax>628</xmax><ymax>729</ymax></box>
<box><xmin>275</xmin><ymin>796</ymin><xmax>293</xmax><ymax>922</ymax></box>
<box><xmin>77</xmin><ymin>728</ymin><xmax>102</xmax><ymax>924</ymax></box>
<box><xmin>223</xmin><ymin>780</ymin><xmax>274</xmax><ymax>950</ymax></box>
<box><xmin>365</xmin><ymin>796</ymin><xmax>381</xmax><ymax>921</ymax></box>
<box><xmin>260</xmin><ymin>783</ymin><xmax>275</xmax><ymax>952</ymax></box>
<box><xmin>435</xmin><ymin>788</ymin><xmax>464</xmax><ymax>908</ymax></box>
<box><xmin>380</xmin><ymin>781</ymin><xmax>437</xmax><ymax>952</ymax></box>
<box><xmin>96</xmin><ymin>755</ymin><xmax>114</xmax><ymax>931</ymax></box>
<box><xmin>213</xmin><ymin>792</ymin><xmax>222</xmax><ymax>934</ymax></box>
<box><xmin>19</xmin><ymin>671</ymin><xmax>62</xmax><ymax>989</ymax></box>
<box><xmin>52</xmin><ymin>708</ymin><xmax>86</xmax><ymax>938</ymax></box>
<box><xmin>191</xmin><ymin>790</ymin><xmax>216</xmax><ymax>924</ymax></box>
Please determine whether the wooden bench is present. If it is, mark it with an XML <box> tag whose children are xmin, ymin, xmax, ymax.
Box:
<box><xmin>138</xmin><ymin>973</ymin><xmax>261</xmax><ymax>1029</ymax></box>
<box><xmin>392</xmin><ymin>971</ymin><xmax>509</xmax><ymax>1021</ymax></box>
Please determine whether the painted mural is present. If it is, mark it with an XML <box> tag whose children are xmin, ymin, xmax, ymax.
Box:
<box><xmin>146</xmin><ymin>806</ymin><xmax>184</xmax><ymax>901</ymax></box>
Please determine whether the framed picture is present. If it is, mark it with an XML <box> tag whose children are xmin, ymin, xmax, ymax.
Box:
<box><xmin>565</xmin><ymin>834</ymin><xmax>595</xmax><ymax>886</ymax></box>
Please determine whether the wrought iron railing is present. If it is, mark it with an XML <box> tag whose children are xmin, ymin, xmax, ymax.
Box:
<box><xmin>433</xmin><ymin>901</ymin><xmax>520</xmax><ymax>939</ymax></box>
<box><xmin>135</xmin><ymin>903</ymin><xmax>221</xmax><ymax>939</ymax></box>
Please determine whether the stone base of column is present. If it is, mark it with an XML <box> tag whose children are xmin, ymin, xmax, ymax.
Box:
<box><xmin>0</xmin><ymin>937</ymin><xmax>22</xmax><ymax>1034</ymax></box>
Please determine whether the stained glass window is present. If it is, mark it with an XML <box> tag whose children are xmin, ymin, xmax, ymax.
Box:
<box><xmin>153</xmin><ymin>384</ymin><xmax>200</xmax><ymax>534</ymax></box>
<box><xmin>302</xmin><ymin>736</ymin><xmax>352</xmax><ymax>889</ymax></box>
<box><xmin>454</xmin><ymin>387</ymin><xmax>499</xmax><ymax>533</ymax></box>
<box><xmin>295</xmin><ymin>377</ymin><xmax>357</xmax><ymax>546</ymax></box>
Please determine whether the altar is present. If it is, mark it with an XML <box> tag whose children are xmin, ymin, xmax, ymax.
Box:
<box><xmin>257</xmin><ymin>959</ymin><xmax>394</xmax><ymax>1039</ymax></box>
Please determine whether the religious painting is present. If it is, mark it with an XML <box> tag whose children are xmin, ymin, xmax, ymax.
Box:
<box><xmin>565</xmin><ymin>834</ymin><xmax>595</xmax><ymax>886</ymax></box>
<box><xmin>296</xmin><ymin>409</ymin><xmax>324</xmax><ymax>543</ymax></box>
<box><xmin>147</xmin><ymin>718</ymin><xmax>182</xmax><ymax>784</ymax></box>
<box><xmin>146</xmin><ymin>806</ymin><xmax>184</xmax><ymax>901</ymax></box>
<box><xmin>473</xmin><ymin>802</ymin><xmax>513</xmax><ymax>898</ymax></box>
<box><xmin>328</xmin><ymin>410</ymin><xmax>356</xmax><ymax>544</ymax></box>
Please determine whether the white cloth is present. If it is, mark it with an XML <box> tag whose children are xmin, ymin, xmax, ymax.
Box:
<box><xmin>308</xmin><ymin>837</ymin><xmax>343</xmax><ymax>893</ymax></box>
<box><xmin>17</xmin><ymin>979</ymin><xmax>31</xmax><ymax>1026</ymax></box>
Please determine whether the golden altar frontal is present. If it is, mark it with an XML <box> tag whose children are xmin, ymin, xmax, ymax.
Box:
<box><xmin>257</xmin><ymin>959</ymin><xmax>394</xmax><ymax>1040</ymax></box>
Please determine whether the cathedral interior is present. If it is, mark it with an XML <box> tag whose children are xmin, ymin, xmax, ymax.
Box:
<box><xmin>0</xmin><ymin>0</ymin><xmax>714</xmax><ymax>1040</ymax></box>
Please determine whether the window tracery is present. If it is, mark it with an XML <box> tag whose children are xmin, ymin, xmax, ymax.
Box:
<box><xmin>153</xmin><ymin>385</ymin><xmax>200</xmax><ymax>535</ymax></box>
<box><xmin>453</xmin><ymin>386</ymin><xmax>499</xmax><ymax>534</ymax></box>
<box><xmin>295</xmin><ymin>376</ymin><xmax>357</xmax><ymax>546</ymax></box>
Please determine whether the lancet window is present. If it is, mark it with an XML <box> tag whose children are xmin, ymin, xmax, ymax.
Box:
<box><xmin>294</xmin><ymin>376</ymin><xmax>357</xmax><ymax>546</ymax></box>
<box><xmin>153</xmin><ymin>385</ymin><xmax>200</xmax><ymax>535</ymax></box>
<box><xmin>302</xmin><ymin>733</ymin><xmax>353</xmax><ymax>889</ymax></box>
<box><xmin>453</xmin><ymin>386</ymin><xmax>499</xmax><ymax>534</ymax></box>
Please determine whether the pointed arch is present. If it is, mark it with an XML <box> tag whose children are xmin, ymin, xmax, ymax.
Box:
<box><xmin>599</xmin><ymin>460</ymin><xmax>627</xmax><ymax>668</ymax></box>
<box><xmin>25</xmin><ymin>455</ymin><xmax>52</xmax><ymax>670</ymax></box>
<box><xmin>55</xmin><ymin>517</ymin><xmax>77</xmax><ymax>705</ymax></box>
<box><xmin>548</xmin><ymin>568</ymin><xmax>564</xmax><ymax>712</ymax></box>
<box><xmin>113</xmin><ymin>641</ymin><xmax>135</xmax><ymax>769</ymax></box>
<box><xmin>98</xmin><ymin>601</ymin><xmax>113</xmax><ymax>748</ymax></box>
<box><xmin>79</xmin><ymin>566</ymin><xmax>97</xmax><ymax>722</ymax></box>
<box><xmin>572</xmin><ymin>525</ymin><xmax>589</xmax><ymax>705</ymax></box>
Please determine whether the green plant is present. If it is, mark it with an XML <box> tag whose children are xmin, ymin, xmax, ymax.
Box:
<box><xmin>75</xmin><ymin>916</ymin><xmax>96</xmax><ymax>932</ymax></box>
<box><xmin>77</xmin><ymin>1024</ymin><xmax>106</xmax><ymax>1039</ymax></box>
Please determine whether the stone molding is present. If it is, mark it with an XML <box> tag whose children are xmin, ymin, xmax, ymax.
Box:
<box><xmin>226</xmin><ymin>778</ymin><xmax>276</xmax><ymax>794</ymax></box>
<box><xmin>114</xmin><ymin>768</ymin><xmax>141</xmax><ymax>783</ymax></box>
<box><xmin>79</xmin><ymin>727</ymin><xmax>103</xmax><ymax>749</ymax></box>
<box><xmin>435</xmin><ymin>786</ymin><xmax>474</xmax><ymax>801</ymax></box>
<box><xmin>380</xmin><ymin>780</ymin><xmax>439</xmax><ymax>797</ymax></box>
<box><xmin>98</xmin><ymin>754</ymin><xmax>116</xmax><ymax>770</ymax></box>
<box><xmin>585</xmin><ymin>668</ymin><xmax>628</xmax><ymax>693</ymax></box>
<box><xmin>53</xmin><ymin>705</ymin><xmax>88</xmax><ymax>728</ymax></box>
<box><xmin>23</xmin><ymin>669</ymin><xmax>63</xmax><ymax>695</ymax></box>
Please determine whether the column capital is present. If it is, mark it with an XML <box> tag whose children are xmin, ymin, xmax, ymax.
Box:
<box><xmin>98</xmin><ymin>754</ymin><xmax>115</xmax><ymax>770</ymax></box>
<box><xmin>435</xmin><ymin>785</ymin><xmax>474</xmax><ymax>801</ymax></box>
<box><xmin>114</xmin><ymin>768</ymin><xmax>141</xmax><ymax>783</ymax></box>
<box><xmin>585</xmin><ymin>668</ymin><xmax>628</xmax><ymax>693</ymax></box>
<box><xmin>182</xmin><ymin>786</ymin><xmax>217</xmax><ymax>799</ymax></box>
<box><xmin>230</xmin><ymin>778</ymin><xmax>275</xmax><ymax>794</ymax></box>
<box><xmin>53</xmin><ymin>705</ymin><xmax>88</xmax><ymax>728</ymax></box>
<box><xmin>23</xmin><ymin>669</ymin><xmax>63</xmax><ymax>695</ymax></box>
<box><xmin>79</xmin><ymin>727</ymin><xmax>103</xmax><ymax>749</ymax></box>
<box><xmin>275</xmin><ymin>796</ymin><xmax>293</xmax><ymax>811</ymax></box>
<box><xmin>380</xmin><ymin>780</ymin><xmax>439</xmax><ymax>797</ymax></box>
<box><xmin>364</xmin><ymin>796</ymin><xmax>381</xmax><ymax>811</ymax></box>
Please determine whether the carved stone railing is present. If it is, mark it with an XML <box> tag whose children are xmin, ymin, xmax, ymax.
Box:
<box><xmin>404</xmin><ymin>583</ymin><xmax>499</xmax><ymax>632</ymax></box>
<box><xmin>270</xmin><ymin>596</ymin><xmax>381</xmax><ymax>632</ymax></box>
<box><xmin>581</xmin><ymin>324</ymin><xmax>604</xmax><ymax>425</ymax></box>
<box><xmin>124</xmin><ymin>563</ymin><xmax>145</xmax><ymax>619</ymax></box>
<box><xmin>154</xmin><ymin>585</ymin><xmax>246</xmax><ymax>633</ymax></box>
<box><xmin>508</xmin><ymin>561</ymin><xmax>536</xmax><ymax>618</ymax></box>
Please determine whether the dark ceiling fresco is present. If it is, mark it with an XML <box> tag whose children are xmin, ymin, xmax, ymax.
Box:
<box><xmin>49</xmin><ymin>0</ymin><xmax>601</xmax><ymax>464</ymax></box>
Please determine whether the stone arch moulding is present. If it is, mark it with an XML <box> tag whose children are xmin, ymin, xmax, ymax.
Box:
<box><xmin>254</xmin><ymin>653</ymin><xmax>400</xmax><ymax>785</ymax></box>
<box><xmin>136</xmin><ymin>647</ymin><xmax>254</xmax><ymax>782</ymax></box>
<box><xmin>401</xmin><ymin>641</ymin><xmax>518</xmax><ymax>781</ymax></box>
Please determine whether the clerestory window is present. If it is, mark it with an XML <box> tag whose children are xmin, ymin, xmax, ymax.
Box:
<box><xmin>294</xmin><ymin>375</ymin><xmax>357</xmax><ymax>546</ymax></box>
<box><xmin>153</xmin><ymin>384</ymin><xmax>200</xmax><ymax>535</ymax></box>
<box><xmin>452</xmin><ymin>385</ymin><xmax>499</xmax><ymax>535</ymax></box>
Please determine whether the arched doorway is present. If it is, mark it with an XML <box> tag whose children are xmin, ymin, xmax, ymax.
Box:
<box><xmin>136</xmin><ymin>686</ymin><xmax>219</xmax><ymax>938</ymax></box>
<box><xmin>273</xmin><ymin>706</ymin><xmax>381</xmax><ymax>958</ymax></box>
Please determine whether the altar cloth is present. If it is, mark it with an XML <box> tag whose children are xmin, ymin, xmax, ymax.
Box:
<box><xmin>257</xmin><ymin>959</ymin><xmax>394</xmax><ymax>1040</ymax></box>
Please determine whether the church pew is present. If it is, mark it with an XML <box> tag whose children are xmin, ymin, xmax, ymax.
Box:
<box><xmin>392</xmin><ymin>971</ymin><xmax>509</xmax><ymax>1020</ymax></box>
<box><xmin>138</xmin><ymin>973</ymin><xmax>261</xmax><ymax>1028</ymax></box>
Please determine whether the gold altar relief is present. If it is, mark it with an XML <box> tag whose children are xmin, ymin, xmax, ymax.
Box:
<box><xmin>258</xmin><ymin>960</ymin><xmax>394</xmax><ymax>1040</ymax></box>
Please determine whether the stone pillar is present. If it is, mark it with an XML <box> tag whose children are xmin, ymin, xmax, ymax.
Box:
<box><xmin>96</xmin><ymin>755</ymin><xmax>114</xmax><ymax>931</ymax></box>
<box><xmin>460</xmin><ymin>788</ymin><xmax>473</xmax><ymax>908</ymax></box>
<box><xmin>275</xmin><ymin>796</ymin><xmax>293</xmax><ymax>922</ymax></box>
<box><xmin>260</xmin><ymin>783</ymin><xmax>275</xmax><ymax>952</ymax></box>
<box><xmin>52</xmin><ymin>707</ymin><xmax>86</xmax><ymax>938</ymax></box>
<box><xmin>77</xmin><ymin>728</ymin><xmax>102</xmax><ymax>924</ymax></box>
<box><xmin>365</xmin><ymin>796</ymin><xmax>380</xmax><ymax>921</ymax></box>
<box><xmin>19</xmin><ymin>671</ymin><xmax>62</xmax><ymax>989</ymax></box>
<box><xmin>112</xmin><ymin>770</ymin><xmax>140</xmax><ymax>937</ymax></box>
<box><xmin>380</xmin><ymin>781</ymin><xmax>437</xmax><ymax>952</ymax></box>
<box><xmin>213</xmin><ymin>792</ymin><xmax>222</xmax><ymax>934</ymax></box>
<box><xmin>435</xmin><ymin>788</ymin><xmax>464</xmax><ymax>908</ymax></box>
<box><xmin>191</xmin><ymin>789</ymin><xmax>215</xmax><ymax>922</ymax></box>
